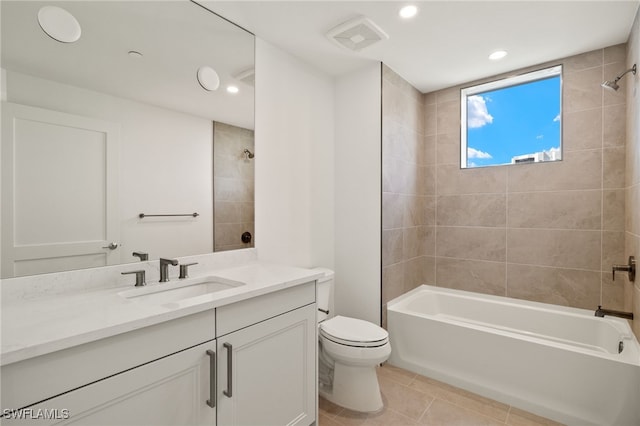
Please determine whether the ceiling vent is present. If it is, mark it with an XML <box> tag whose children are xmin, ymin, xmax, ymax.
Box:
<box><xmin>326</xmin><ymin>16</ymin><xmax>389</xmax><ymax>52</ymax></box>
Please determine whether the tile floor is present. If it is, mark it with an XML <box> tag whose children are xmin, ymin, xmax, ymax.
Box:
<box><xmin>318</xmin><ymin>364</ymin><xmax>564</xmax><ymax>426</ymax></box>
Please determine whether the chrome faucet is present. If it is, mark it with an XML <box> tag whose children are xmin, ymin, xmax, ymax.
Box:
<box><xmin>159</xmin><ymin>258</ymin><xmax>178</xmax><ymax>282</ymax></box>
<box><xmin>595</xmin><ymin>305</ymin><xmax>634</xmax><ymax>320</ymax></box>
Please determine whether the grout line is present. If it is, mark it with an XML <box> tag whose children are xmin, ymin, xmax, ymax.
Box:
<box><xmin>416</xmin><ymin>398</ymin><xmax>435</xmax><ymax>423</ymax></box>
<box><xmin>601</xmin><ymin>50</ymin><xmax>606</xmax><ymax>306</ymax></box>
<box><xmin>505</xmin><ymin>405</ymin><xmax>513</xmax><ymax>425</ymax></box>
<box><xmin>505</xmin><ymin>167</ymin><xmax>509</xmax><ymax>297</ymax></box>
<box><xmin>439</xmin><ymin>225</ymin><xmax>602</xmax><ymax>232</ymax></box>
<box><xmin>434</xmin><ymin>92</ymin><xmax>440</xmax><ymax>288</ymax></box>
<box><xmin>436</xmin><ymin>256</ymin><xmax>603</xmax><ymax>273</ymax></box>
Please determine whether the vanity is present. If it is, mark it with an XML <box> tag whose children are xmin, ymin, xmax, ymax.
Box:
<box><xmin>1</xmin><ymin>255</ymin><xmax>320</xmax><ymax>425</ymax></box>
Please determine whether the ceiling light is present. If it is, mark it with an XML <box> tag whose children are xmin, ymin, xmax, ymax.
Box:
<box><xmin>37</xmin><ymin>6</ymin><xmax>81</xmax><ymax>43</ymax></box>
<box><xmin>489</xmin><ymin>50</ymin><xmax>508</xmax><ymax>61</ymax></box>
<box><xmin>399</xmin><ymin>5</ymin><xmax>418</xmax><ymax>19</ymax></box>
<box><xmin>197</xmin><ymin>66</ymin><xmax>220</xmax><ymax>91</ymax></box>
<box><xmin>227</xmin><ymin>85</ymin><xmax>239</xmax><ymax>94</ymax></box>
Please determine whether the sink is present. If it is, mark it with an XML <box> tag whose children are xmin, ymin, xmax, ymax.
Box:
<box><xmin>119</xmin><ymin>276</ymin><xmax>244</xmax><ymax>305</ymax></box>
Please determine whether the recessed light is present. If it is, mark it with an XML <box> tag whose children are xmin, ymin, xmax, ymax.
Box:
<box><xmin>197</xmin><ymin>66</ymin><xmax>220</xmax><ymax>91</ymax></box>
<box><xmin>399</xmin><ymin>5</ymin><xmax>418</xmax><ymax>19</ymax></box>
<box><xmin>227</xmin><ymin>85</ymin><xmax>239</xmax><ymax>94</ymax></box>
<box><xmin>489</xmin><ymin>50</ymin><xmax>508</xmax><ymax>61</ymax></box>
<box><xmin>37</xmin><ymin>6</ymin><xmax>81</xmax><ymax>43</ymax></box>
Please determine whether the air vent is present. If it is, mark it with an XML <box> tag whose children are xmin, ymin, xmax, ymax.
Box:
<box><xmin>326</xmin><ymin>16</ymin><xmax>389</xmax><ymax>52</ymax></box>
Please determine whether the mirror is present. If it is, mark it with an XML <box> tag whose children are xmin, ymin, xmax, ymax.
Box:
<box><xmin>1</xmin><ymin>1</ymin><xmax>255</xmax><ymax>278</ymax></box>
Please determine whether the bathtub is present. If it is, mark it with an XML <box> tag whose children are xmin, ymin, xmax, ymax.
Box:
<box><xmin>387</xmin><ymin>285</ymin><xmax>640</xmax><ymax>426</ymax></box>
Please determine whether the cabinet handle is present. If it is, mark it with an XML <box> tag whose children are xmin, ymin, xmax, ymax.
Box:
<box><xmin>223</xmin><ymin>343</ymin><xmax>233</xmax><ymax>397</ymax></box>
<box><xmin>206</xmin><ymin>350</ymin><xmax>216</xmax><ymax>408</ymax></box>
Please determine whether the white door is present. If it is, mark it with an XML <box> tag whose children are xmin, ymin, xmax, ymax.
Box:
<box><xmin>1</xmin><ymin>102</ymin><xmax>120</xmax><ymax>278</ymax></box>
<box><xmin>217</xmin><ymin>305</ymin><xmax>316</xmax><ymax>426</ymax></box>
<box><xmin>1</xmin><ymin>341</ymin><xmax>217</xmax><ymax>426</ymax></box>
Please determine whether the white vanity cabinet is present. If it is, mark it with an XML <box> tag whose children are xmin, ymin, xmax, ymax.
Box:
<box><xmin>2</xmin><ymin>340</ymin><xmax>217</xmax><ymax>426</ymax></box>
<box><xmin>1</xmin><ymin>310</ymin><xmax>217</xmax><ymax>426</ymax></box>
<box><xmin>1</xmin><ymin>279</ymin><xmax>317</xmax><ymax>426</ymax></box>
<box><xmin>216</xmin><ymin>281</ymin><xmax>316</xmax><ymax>426</ymax></box>
<box><xmin>216</xmin><ymin>305</ymin><xmax>316</xmax><ymax>425</ymax></box>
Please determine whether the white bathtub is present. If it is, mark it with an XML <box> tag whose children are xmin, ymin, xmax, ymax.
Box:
<box><xmin>387</xmin><ymin>285</ymin><xmax>640</xmax><ymax>426</ymax></box>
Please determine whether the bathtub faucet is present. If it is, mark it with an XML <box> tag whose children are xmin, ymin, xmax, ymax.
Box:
<box><xmin>595</xmin><ymin>305</ymin><xmax>634</xmax><ymax>320</ymax></box>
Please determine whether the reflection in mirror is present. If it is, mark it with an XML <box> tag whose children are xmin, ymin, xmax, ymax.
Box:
<box><xmin>1</xmin><ymin>1</ymin><xmax>255</xmax><ymax>278</ymax></box>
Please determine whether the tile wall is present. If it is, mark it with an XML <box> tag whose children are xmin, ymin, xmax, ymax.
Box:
<box><xmin>382</xmin><ymin>45</ymin><xmax>629</xmax><ymax>324</ymax></box>
<box><xmin>381</xmin><ymin>65</ymin><xmax>432</xmax><ymax>325</ymax></box>
<box><xmin>627</xmin><ymin>9</ymin><xmax>640</xmax><ymax>337</ymax></box>
<box><xmin>213</xmin><ymin>122</ymin><xmax>255</xmax><ymax>252</ymax></box>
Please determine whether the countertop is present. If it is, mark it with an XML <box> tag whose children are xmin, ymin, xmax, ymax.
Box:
<box><xmin>1</xmin><ymin>261</ymin><xmax>323</xmax><ymax>366</ymax></box>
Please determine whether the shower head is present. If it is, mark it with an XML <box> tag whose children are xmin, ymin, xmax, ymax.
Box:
<box><xmin>601</xmin><ymin>79</ymin><xmax>620</xmax><ymax>92</ymax></box>
<box><xmin>243</xmin><ymin>148</ymin><xmax>254</xmax><ymax>159</ymax></box>
<box><xmin>601</xmin><ymin>64</ymin><xmax>636</xmax><ymax>92</ymax></box>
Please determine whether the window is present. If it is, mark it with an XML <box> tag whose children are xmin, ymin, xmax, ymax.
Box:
<box><xmin>460</xmin><ymin>65</ymin><xmax>562</xmax><ymax>169</ymax></box>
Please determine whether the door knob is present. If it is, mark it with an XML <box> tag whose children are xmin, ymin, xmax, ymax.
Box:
<box><xmin>102</xmin><ymin>242</ymin><xmax>119</xmax><ymax>250</ymax></box>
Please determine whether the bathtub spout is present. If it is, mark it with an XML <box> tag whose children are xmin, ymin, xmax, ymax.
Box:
<box><xmin>595</xmin><ymin>305</ymin><xmax>634</xmax><ymax>320</ymax></box>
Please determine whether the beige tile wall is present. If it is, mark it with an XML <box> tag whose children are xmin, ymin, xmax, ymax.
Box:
<box><xmin>382</xmin><ymin>44</ymin><xmax>629</xmax><ymax>323</ymax></box>
<box><xmin>213</xmin><ymin>122</ymin><xmax>255</xmax><ymax>252</ymax></box>
<box><xmin>381</xmin><ymin>65</ymin><xmax>434</xmax><ymax>325</ymax></box>
<box><xmin>626</xmin><ymin>9</ymin><xmax>640</xmax><ymax>338</ymax></box>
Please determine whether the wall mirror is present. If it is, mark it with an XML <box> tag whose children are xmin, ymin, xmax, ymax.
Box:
<box><xmin>1</xmin><ymin>1</ymin><xmax>255</xmax><ymax>278</ymax></box>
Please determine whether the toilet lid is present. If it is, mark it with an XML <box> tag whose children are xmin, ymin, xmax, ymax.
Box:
<box><xmin>320</xmin><ymin>316</ymin><xmax>389</xmax><ymax>348</ymax></box>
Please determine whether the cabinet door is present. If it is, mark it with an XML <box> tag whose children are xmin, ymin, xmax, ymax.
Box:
<box><xmin>217</xmin><ymin>304</ymin><xmax>316</xmax><ymax>426</ymax></box>
<box><xmin>2</xmin><ymin>341</ymin><xmax>217</xmax><ymax>426</ymax></box>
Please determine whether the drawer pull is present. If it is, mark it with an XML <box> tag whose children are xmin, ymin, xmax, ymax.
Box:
<box><xmin>206</xmin><ymin>350</ymin><xmax>216</xmax><ymax>408</ymax></box>
<box><xmin>223</xmin><ymin>343</ymin><xmax>233</xmax><ymax>397</ymax></box>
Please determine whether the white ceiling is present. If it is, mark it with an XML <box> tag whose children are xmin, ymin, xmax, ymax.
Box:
<box><xmin>207</xmin><ymin>0</ymin><xmax>640</xmax><ymax>93</ymax></box>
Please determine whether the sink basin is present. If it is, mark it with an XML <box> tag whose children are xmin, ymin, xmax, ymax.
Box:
<box><xmin>119</xmin><ymin>276</ymin><xmax>243</xmax><ymax>305</ymax></box>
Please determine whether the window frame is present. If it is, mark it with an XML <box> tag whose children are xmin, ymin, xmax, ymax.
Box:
<box><xmin>460</xmin><ymin>65</ymin><xmax>563</xmax><ymax>169</ymax></box>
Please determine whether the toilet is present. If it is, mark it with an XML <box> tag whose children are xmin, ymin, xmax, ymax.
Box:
<box><xmin>313</xmin><ymin>268</ymin><xmax>391</xmax><ymax>413</ymax></box>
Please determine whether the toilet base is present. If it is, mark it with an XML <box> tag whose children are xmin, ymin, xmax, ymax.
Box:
<box><xmin>319</xmin><ymin>362</ymin><xmax>384</xmax><ymax>413</ymax></box>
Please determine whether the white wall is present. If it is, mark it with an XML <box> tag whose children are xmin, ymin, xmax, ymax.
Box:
<box><xmin>334</xmin><ymin>64</ymin><xmax>382</xmax><ymax>325</ymax></box>
<box><xmin>254</xmin><ymin>38</ymin><xmax>335</xmax><ymax>269</ymax></box>
<box><xmin>5</xmin><ymin>71</ymin><xmax>213</xmax><ymax>263</ymax></box>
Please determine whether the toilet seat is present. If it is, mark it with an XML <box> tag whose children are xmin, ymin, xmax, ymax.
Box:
<box><xmin>320</xmin><ymin>316</ymin><xmax>389</xmax><ymax>348</ymax></box>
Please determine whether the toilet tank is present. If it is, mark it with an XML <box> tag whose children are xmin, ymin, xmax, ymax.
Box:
<box><xmin>311</xmin><ymin>267</ymin><xmax>334</xmax><ymax>322</ymax></box>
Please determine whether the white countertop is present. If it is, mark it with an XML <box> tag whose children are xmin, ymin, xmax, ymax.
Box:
<box><xmin>1</xmin><ymin>261</ymin><xmax>323</xmax><ymax>366</ymax></box>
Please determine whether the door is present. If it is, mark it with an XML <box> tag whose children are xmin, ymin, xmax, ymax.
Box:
<box><xmin>217</xmin><ymin>305</ymin><xmax>316</xmax><ymax>426</ymax></box>
<box><xmin>1</xmin><ymin>341</ymin><xmax>217</xmax><ymax>426</ymax></box>
<box><xmin>1</xmin><ymin>102</ymin><xmax>120</xmax><ymax>278</ymax></box>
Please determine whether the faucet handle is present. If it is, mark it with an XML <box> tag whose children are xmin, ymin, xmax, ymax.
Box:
<box><xmin>179</xmin><ymin>262</ymin><xmax>198</xmax><ymax>279</ymax></box>
<box><xmin>612</xmin><ymin>256</ymin><xmax>636</xmax><ymax>282</ymax></box>
<box><xmin>122</xmin><ymin>270</ymin><xmax>146</xmax><ymax>287</ymax></box>
<box><xmin>132</xmin><ymin>251</ymin><xmax>149</xmax><ymax>261</ymax></box>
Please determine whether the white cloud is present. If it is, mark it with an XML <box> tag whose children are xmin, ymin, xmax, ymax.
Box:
<box><xmin>553</xmin><ymin>113</ymin><xmax>561</xmax><ymax>122</ymax></box>
<box><xmin>536</xmin><ymin>135</ymin><xmax>544</xmax><ymax>140</ymax></box>
<box><xmin>467</xmin><ymin>95</ymin><xmax>493</xmax><ymax>128</ymax></box>
<box><xmin>468</xmin><ymin>147</ymin><xmax>492</xmax><ymax>159</ymax></box>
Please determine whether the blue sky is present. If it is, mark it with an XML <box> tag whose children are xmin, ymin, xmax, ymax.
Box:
<box><xmin>466</xmin><ymin>76</ymin><xmax>561</xmax><ymax>167</ymax></box>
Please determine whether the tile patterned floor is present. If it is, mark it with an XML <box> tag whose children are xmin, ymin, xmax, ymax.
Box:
<box><xmin>319</xmin><ymin>364</ymin><xmax>564</xmax><ymax>426</ymax></box>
